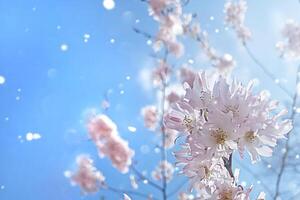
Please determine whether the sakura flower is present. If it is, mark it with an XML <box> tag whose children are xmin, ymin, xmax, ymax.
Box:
<box><xmin>97</xmin><ymin>135</ymin><xmax>135</xmax><ymax>173</ymax></box>
<box><xmin>168</xmin><ymin>40</ymin><xmax>184</xmax><ymax>57</ymax></box>
<box><xmin>179</xmin><ymin>65</ymin><xmax>197</xmax><ymax>87</ymax></box>
<box><xmin>152</xmin><ymin>60</ymin><xmax>171</xmax><ymax>86</ymax></box>
<box><xmin>141</xmin><ymin>105</ymin><xmax>158</xmax><ymax>131</ymax></box>
<box><xmin>164</xmin><ymin>101</ymin><xmax>199</xmax><ymax>133</ymax></box>
<box><xmin>213</xmin><ymin>53</ymin><xmax>236</xmax><ymax>73</ymax></box>
<box><xmin>151</xmin><ymin>160</ymin><xmax>174</xmax><ymax>182</ymax></box>
<box><xmin>148</xmin><ymin>0</ymin><xmax>170</xmax><ymax>17</ymax></box>
<box><xmin>166</xmin><ymin>71</ymin><xmax>292</xmax><ymax>189</ymax></box>
<box><xmin>148</xmin><ymin>0</ymin><xmax>185</xmax><ymax>57</ymax></box>
<box><xmin>87</xmin><ymin>114</ymin><xmax>117</xmax><ymax>141</ymax></box>
<box><xmin>197</xmin><ymin>110</ymin><xmax>239</xmax><ymax>151</ymax></box>
<box><xmin>224</xmin><ymin>0</ymin><xmax>251</xmax><ymax>42</ymax></box>
<box><xmin>68</xmin><ymin>154</ymin><xmax>105</xmax><ymax>194</ymax></box>
<box><xmin>210</xmin><ymin>181</ymin><xmax>251</xmax><ymax>200</ymax></box>
<box><xmin>191</xmin><ymin>30</ymin><xmax>236</xmax><ymax>73</ymax></box>
<box><xmin>184</xmin><ymin>71</ymin><xmax>212</xmax><ymax>109</ymax></box>
<box><xmin>276</xmin><ymin>19</ymin><xmax>300</xmax><ymax>60</ymax></box>
<box><xmin>167</xmin><ymin>91</ymin><xmax>181</xmax><ymax>103</ymax></box>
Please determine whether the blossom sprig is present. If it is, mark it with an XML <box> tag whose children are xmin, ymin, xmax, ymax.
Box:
<box><xmin>182</xmin><ymin>14</ymin><xmax>236</xmax><ymax>74</ymax></box>
<box><xmin>165</xmin><ymin>71</ymin><xmax>292</xmax><ymax>196</ymax></box>
<box><xmin>224</xmin><ymin>0</ymin><xmax>252</xmax><ymax>43</ymax></box>
<box><xmin>65</xmin><ymin>154</ymin><xmax>105</xmax><ymax>194</ymax></box>
<box><xmin>87</xmin><ymin>114</ymin><xmax>135</xmax><ymax>173</ymax></box>
<box><xmin>148</xmin><ymin>0</ymin><xmax>185</xmax><ymax>57</ymax></box>
<box><xmin>276</xmin><ymin>19</ymin><xmax>300</xmax><ymax>60</ymax></box>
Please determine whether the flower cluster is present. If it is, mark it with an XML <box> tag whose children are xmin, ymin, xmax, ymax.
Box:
<box><xmin>165</xmin><ymin>71</ymin><xmax>292</xmax><ymax>196</ymax></box>
<box><xmin>141</xmin><ymin>105</ymin><xmax>159</xmax><ymax>131</ymax></box>
<box><xmin>151</xmin><ymin>160</ymin><xmax>175</xmax><ymax>182</ymax></box>
<box><xmin>149</xmin><ymin>0</ymin><xmax>185</xmax><ymax>57</ymax></box>
<box><xmin>183</xmin><ymin>19</ymin><xmax>236</xmax><ymax>73</ymax></box>
<box><xmin>152</xmin><ymin>59</ymin><xmax>172</xmax><ymax>86</ymax></box>
<box><xmin>87</xmin><ymin>114</ymin><xmax>134</xmax><ymax>173</ymax></box>
<box><xmin>276</xmin><ymin>19</ymin><xmax>300</xmax><ymax>60</ymax></box>
<box><xmin>66</xmin><ymin>154</ymin><xmax>105</xmax><ymax>194</ymax></box>
<box><xmin>224</xmin><ymin>0</ymin><xmax>251</xmax><ymax>42</ymax></box>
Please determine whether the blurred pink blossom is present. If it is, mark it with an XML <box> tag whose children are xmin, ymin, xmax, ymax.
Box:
<box><xmin>69</xmin><ymin>154</ymin><xmax>105</xmax><ymax>194</ymax></box>
<box><xmin>141</xmin><ymin>105</ymin><xmax>158</xmax><ymax>131</ymax></box>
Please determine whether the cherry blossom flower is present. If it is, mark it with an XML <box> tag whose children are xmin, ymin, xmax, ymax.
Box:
<box><xmin>167</xmin><ymin>91</ymin><xmax>181</xmax><ymax>103</ymax></box>
<box><xmin>164</xmin><ymin>100</ymin><xmax>200</xmax><ymax>133</ymax></box>
<box><xmin>276</xmin><ymin>19</ymin><xmax>300</xmax><ymax>60</ymax></box>
<box><xmin>165</xmin><ymin>71</ymin><xmax>292</xmax><ymax>191</ymax></box>
<box><xmin>184</xmin><ymin>25</ymin><xmax>236</xmax><ymax>73</ymax></box>
<box><xmin>86</xmin><ymin>114</ymin><xmax>135</xmax><ymax>173</ymax></box>
<box><xmin>68</xmin><ymin>154</ymin><xmax>105</xmax><ymax>194</ymax></box>
<box><xmin>141</xmin><ymin>105</ymin><xmax>159</xmax><ymax>131</ymax></box>
<box><xmin>152</xmin><ymin>60</ymin><xmax>172</xmax><ymax>86</ymax></box>
<box><xmin>179</xmin><ymin>65</ymin><xmax>197</xmax><ymax>87</ymax></box>
<box><xmin>210</xmin><ymin>180</ymin><xmax>251</xmax><ymax>200</ymax></box>
<box><xmin>87</xmin><ymin>114</ymin><xmax>117</xmax><ymax>141</ymax></box>
<box><xmin>224</xmin><ymin>0</ymin><xmax>251</xmax><ymax>42</ymax></box>
<box><xmin>148</xmin><ymin>0</ymin><xmax>185</xmax><ymax>57</ymax></box>
<box><xmin>151</xmin><ymin>160</ymin><xmax>174</xmax><ymax>182</ymax></box>
<box><xmin>97</xmin><ymin>135</ymin><xmax>135</xmax><ymax>173</ymax></box>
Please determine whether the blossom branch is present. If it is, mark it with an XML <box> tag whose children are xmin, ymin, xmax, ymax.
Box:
<box><xmin>223</xmin><ymin>153</ymin><xmax>234</xmax><ymax>180</ymax></box>
<box><xmin>160</xmin><ymin>50</ymin><xmax>169</xmax><ymax>200</ymax></box>
<box><xmin>274</xmin><ymin>64</ymin><xmax>300</xmax><ymax>200</ymax></box>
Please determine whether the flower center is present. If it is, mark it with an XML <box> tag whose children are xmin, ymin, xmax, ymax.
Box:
<box><xmin>183</xmin><ymin>115</ymin><xmax>193</xmax><ymax>130</ymax></box>
<box><xmin>220</xmin><ymin>190</ymin><xmax>233</xmax><ymax>200</ymax></box>
<box><xmin>245</xmin><ymin>131</ymin><xmax>256</xmax><ymax>143</ymax></box>
<box><xmin>213</xmin><ymin>128</ymin><xmax>228</xmax><ymax>145</ymax></box>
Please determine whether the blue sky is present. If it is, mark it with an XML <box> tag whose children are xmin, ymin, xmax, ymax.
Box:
<box><xmin>0</xmin><ymin>0</ymin><xmax>300</xmax><ymax>199</ymax></box>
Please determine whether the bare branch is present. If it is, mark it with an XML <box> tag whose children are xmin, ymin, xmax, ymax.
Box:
<box><xmin>274</xmin><ymin>65</ymin><xmax>300</xmax><ymax>200</ymax></box>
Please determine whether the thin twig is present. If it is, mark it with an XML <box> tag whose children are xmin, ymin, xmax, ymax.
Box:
<box><xmin>160</xmin><ymin>50</ymin><xmax>169</xmax><ymax>200</ymax></box>
<box><xmin>131</xmin><ymin>166</ymin><xmax>163</xmax><ymax>191</ymax></box>
<box><xmin>243</xmin><ymin>43</ymin><xmax>293</xmax><ymax>98</ymax></box>
<box><xmin>133</xmin><ymin>27</ymin><xmax>154</xmax><ymax>39</ymax></box>
<box><xmin>274</xmin><ymin>65</ymin><xmax>300</xmax><ymax>200</ymax></box>
<box><xmin>167</xmin><ymin>178</ymin><xmax>189</xmax><ymax>198</ymax></box>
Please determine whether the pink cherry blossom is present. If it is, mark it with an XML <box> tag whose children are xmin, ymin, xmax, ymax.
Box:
<box><xmin>97</xmin><ymin>135</ymin><xmax>135</xmax><ymax>173</ymax></box>
<box><xmin>276</xmin><ymin>19</ymin><xmax>300</xmax><ymax>60</ymax></box>
<box><xmin>87</xmin><ymin>114</ymin><xmax>117</xmax><ymax>141</ymax></box>
<box><xmin>151</xmin><ymin>160</ymin><xmax>174</xmax><ymax>182</ymax></box>
<box><xmin>141</xmin><ymin>105</ymin><xmax>159</xmax><ymax>131</ymax></box>
<box><xmin>165</xmin><ymin>71</ymin><xmax>292</xmax><ymax>191</ymax></box>
<box><xmin>224</xmin><ymin>0</ymin><xmax>251</xmax><ymax>42</ymax></box>
<box><xmin>69</xmin><ymin>154</ymin><xmax>105</xmax><ymax>194</ymax></box>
